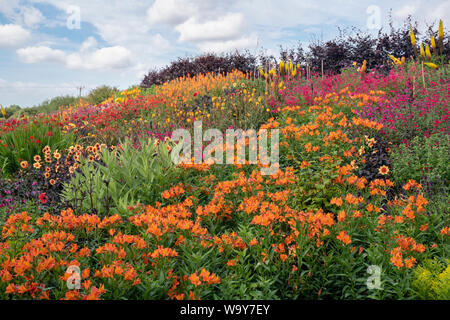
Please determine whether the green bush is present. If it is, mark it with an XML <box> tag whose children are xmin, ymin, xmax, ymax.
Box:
<box><xmin>61</xmin><ymin>137</ymin><xmax>179</xmax><ymax>216</ymax></box>
<box><xmin>412</xmin><ymin>258</ymin><xmax>450</xmax><ymax>299</ymax></box>
<box><xmin>21</xmin><ymin>96</ymin><xmax>78</xmax><ymax>117</ymax></box>
<box><xmin>391</xmin><ymin>134</ymin><xmax>450</xmax><ymax>195</ymax></box>
<box><xmin>1</xmin><ymin>105</ymin><xmax>21</xmax><ymax>118</ymax></box>
<box><xmin>87</xmin><ymin>85</ymin><xmax>120</xmax><ymax>105</ymax></box>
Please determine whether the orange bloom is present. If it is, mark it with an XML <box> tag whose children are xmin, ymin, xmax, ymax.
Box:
<box><xmin>189</xmin><ymin>273</ymin><xmax>201</xmax><ymax>286</ymax></box>
<box><xmin>337</xmin><ymin>210</ymin><xmax>346</xmax><ymax>222</ymax></box>
<box><xmin>199</xmin><ymin>269</ymin><xmax>220</xmax><ymax>284</ymax></box>
<box><xmin>227</xmin><ymin>259</ymin><xmax>236</xmax><ymax>266</ymax></box>
<box><xmin>5</xmin><ymin>283</ymin><xmax>16</xmax><ymax>294</ymax></box>
<box><xmin>352</xmin><ymin>210</ymin><xmax>362</xmax><ymax>218</ymax></box>
<box><xmin>390</xmin><ymin>247</ymin><xmax>403</xmax><ymax>269</ymax></box>
<box><xmin>404</xmin><ymin>256</ymin><xmax>416</xmax><ymax>268</ymax></box>
<box><xmin>336</xmin><ymin>231</ymin><xmax>351</xmax><ymax>245</ymax></box>
<box><xmin>330</xmin><ymin>197</ymin><xmax>343</xmax><ymax>207</ymax></box>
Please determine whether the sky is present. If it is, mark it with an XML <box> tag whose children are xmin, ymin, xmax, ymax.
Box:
<box><xmin>0</xmin><ymin>0</ymin><xmax>449</xmax><ymax>107</ymax></box>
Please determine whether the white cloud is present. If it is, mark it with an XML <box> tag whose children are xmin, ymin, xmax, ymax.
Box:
<box><xmin>176</xmin><ymin>13</ymin><xmax>245</xmax><ymax>43</ymax></box>
<box><xmin>424</xmin><ymin>1</ymin><xmax>450</xmax><ymax>23</ymax></box>
<box><xmin>21</xmin><ymin>6</ymin><xmax>45</xmax><ymax>28</ymax></box>
<box><xmin>147</xmin><ymin>0</ymin><xmax>195</xmax><ymax>26</ymax></box>
<box><xmin>0</xmin><ymin>2</ymin><xmax>45</xmax><ymax>28</ymax></box>
<box><xmin>17</xmin><ymin>45</ymin><xmax>66</xmax><ymax>63</ymax></box>
<box><xmin>0</xmin><ymin>24</ymin><xmax>31</xmax><ymax>47</ymax></box>
<box><xmin>16</xmin><ymin>43</ymin><xmax>133</xmax><ymax>71</ymax></box>
<box><xmin>67</xmin><ymin>46</ymin><xmax>133</xmax><ymax>70</ymax></box>
<box><xmin>150</xmin><ymin>33</ymin><xmax>171</xmax><ymax>52</ymax></box>
<box><xmin>80</xmin><ymin>36</ymin><xmax>98</xmax><ymax>52</ymax></box>
<box><xmin>394</xmin><ymin>4</ymin><xmax>417</xmax><ymax>20</ymax></box>
<box><xmin>198</xmin><ymin>35</ymin><xmax>258</xmax><ymax>53</ymax></box>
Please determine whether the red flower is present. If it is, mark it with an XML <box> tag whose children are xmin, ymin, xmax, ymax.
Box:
<box><xmin>193</xmin><ymin>92</ymin><xmax>199</xmax><ymax>97</ymax></box>
<box><xmin>39</xmin><ymin>193</ymin><xmax>48</xmax><ymax>204</ymax></box>
<box><xmin>46</xmin><ymin>131</ymin><xmax>53</xmax><ymax>137</ymax></box>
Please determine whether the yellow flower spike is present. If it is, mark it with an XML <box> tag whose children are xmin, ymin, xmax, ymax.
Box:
<box><xmin>431</xmin><ymin>35</ymin><xmax>436</xmax><ymax>50</ymax></box>
<box><xmin>425</xmin><ymin>44</ymin><xmax>432</xmax><ymax>61</ymax></box>
<box><xmin>0</xmin><ymin>105</ymin><xmax>6</xmax><ymax>118</ymax></box>
<box><xmin>419</xmin><ymin>44</ymin><xmax>425</xmax><ymax>60</ymax></box>
<box><xmin>438</xmin><ymin>19</ymin><xmax>444</xmax><ymax>55</ymax></box>
<box><xmin>424</xmin><ymin>62</ymin><xmax>439</xmax><ymax>69</ymax></box>
<box><xmin>410</xmin><ymin>25</ymin><xmax>416</xmax><ymax>47</ymax></box>
<box><xmin>289</xmin><ymin>61</ymin><xmax>293</xmax><ymax>71</ymax></box>
<box><xmin>439</xmin><ymin>19</ymin><xmax>444</xmax><ymax>43</ymax></box>
<box><xmin>388</xmin><ymin>54</ymin><xmax>401</xmax><ymax>65</ymax></box>
<box><xmin>360</xmin><ymin>60</ymin><xmax>367</xmax><ymax>73</ymax></box>
<box><xmin>279</xmin><ymin>60</ymin><xmax>285</xmax><ymax>73</ymax></box>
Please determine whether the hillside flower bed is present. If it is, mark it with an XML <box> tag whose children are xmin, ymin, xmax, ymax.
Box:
<box><xmin>0</xmin><ymin>60</ymin><xmax>448</xmax><ymax>300</ymax></box>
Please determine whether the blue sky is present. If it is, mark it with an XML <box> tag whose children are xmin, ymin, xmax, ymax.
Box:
<box><xmin>0</xmin><ymin>0</ymin><xmax>448</xmax><ymax>107</ymax></box>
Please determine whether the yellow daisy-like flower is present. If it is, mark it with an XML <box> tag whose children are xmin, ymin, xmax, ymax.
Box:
<box><xmin>33</xmin><ymin>162</ymin><xmax>41</xmax><ymax>169</ymax></box>
<box><xmin>379</xmin><ymin>165</ymin><xmax>389</xmax><ymax>175</ymax></box>
<box><xmin>20</xmin><ymin>161</ymin><xmax>28</xmax><ymax>169</ymax></box>
<box><xmin>33</xmin><ymin>155</ymin><xmax>41</xmax><ymax>162</ymax></box>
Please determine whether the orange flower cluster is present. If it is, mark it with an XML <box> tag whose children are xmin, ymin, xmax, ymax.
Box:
<box><xmin>189</xmin><ymin>269</ymin><xmax>220</xmax><ymax>286</ymax></box>
<box><xmin>336</xmin><ymin>231</ymin><xmax>352</xmax><ymax>245</ymax></box>
<box><xmin>389</xmin><ymin>235</ymin><xmax>425</xmax><ymax>269</ymax></box>
<box><xmin>161</xmin><ymin>183</ymin><xmax>186</xmax><ymax>200</ymax></box>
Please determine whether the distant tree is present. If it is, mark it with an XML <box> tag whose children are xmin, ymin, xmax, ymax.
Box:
<box><xmin>34</xmin><ymin>95</ymin><xmax>78</xmax><ymax>112</ymax></box>
<box><xmin>4</xmin><ymin>105</ymin><xmax>21</xmax><ymax>118</ymax></box>
<box><xmin>87</xmin><ymin>85</ymin><xmax>120</xmax><ymax>105</ymax></box>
